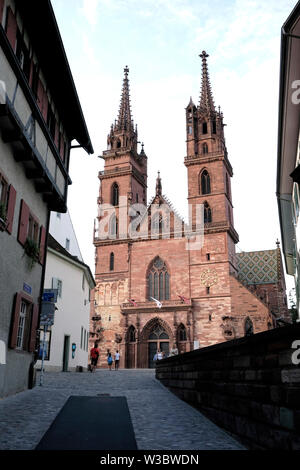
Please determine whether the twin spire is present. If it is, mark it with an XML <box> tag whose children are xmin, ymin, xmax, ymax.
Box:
<box><xmin>199</xmin><ymin>51</ymin><xmax>216</xmax><ymax>113</ymax></box>
<box><xmin>116</xmin><ymin>65</ymin><xmax>134</xmax><ymax>132</ymax></box>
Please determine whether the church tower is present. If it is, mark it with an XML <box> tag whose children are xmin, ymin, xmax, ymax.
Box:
<box><xmin>185</xmin><ymin>51</ymin><xmax>239</xmax><ymax>269</ymax></box>
<box><xmin>185</xmin><ymin>52</ymin><xmax>240</xmax><ymax>346</ymax></box>
<box><xmin>92</xmin><ymin>67</ymin><xmax>147</xmax><ymax>363</ymax></box>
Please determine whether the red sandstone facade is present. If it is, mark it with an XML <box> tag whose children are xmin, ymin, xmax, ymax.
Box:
<box><xmin>90</xmin><ymin>54</ymin><xmax>274</xmax><ymax>368</ymax></box>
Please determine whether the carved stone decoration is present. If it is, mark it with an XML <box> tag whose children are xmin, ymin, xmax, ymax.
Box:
<box><xmin>200</xmin><ymin>269</ymin><xmax>218</xmax><ymax>287</ymax></box>
<box><xmin>220</xmin><ymin>316</ymin><xmax>236</xmax><ymax>340</ymax></box>
<box><xmin>115</xmin><ymin>333</ymin><xmax>122</xmax><ymax>344</ymax></box>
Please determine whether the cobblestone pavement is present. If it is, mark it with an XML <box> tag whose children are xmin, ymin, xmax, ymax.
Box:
<box><xmin>0</xmin><ymin>369</ymin><xmax>245</xmax><ymax>450</ymax></box>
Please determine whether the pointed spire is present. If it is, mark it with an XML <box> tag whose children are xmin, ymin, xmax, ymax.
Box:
<box><xmin>199</xmin><ymin>51</ymin><xmax>215</xmax><ymax>113</ymax></box>
<box><xmin>156</xmin><ymin>171</ymin><xmax>162</xmax><ymax>197</ymax></box>
<box><xmin>117</xmin><ymin>66</ymin><xmax>133</xmax><ymax>131</ymax></box>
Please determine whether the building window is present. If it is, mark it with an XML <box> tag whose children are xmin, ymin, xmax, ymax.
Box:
<box><xmin>178</xmin><ymin>324</ymin><xmax>187</xmax><ymax>342</ymax></box>
<box><xmin>56</xmin><ymin>212</ymin><xmax>61</xmax><ymax>219</ymax></box>
<box><xmin>188</xmin><ymin>126</ymin><xmax>192</xmax><ymax>135</ymax></box>
<box><xmin>212</xmin><ymin>120</ymin><xmax>217</xmax><ymax>134</ymax></box>
<box><xmin>207</xmin><ymin>253</ymin><xmax>210</xmax><ymax>261</ymax></box>
<box><xmin>109</xmin><ymin>215</ymin><xmax>118</xmax><ymax>238</ymax></box>
<box><xmin>147</xmin><ymin>257</ymin><xmax>170</xmax><ymax>301</ymax></box>
<box><xmin>65</xmin><ymin>238</ymin><xmax>70</xmax><ymax>251</ymax></box>
<box><xmin>81</xmin><ymin>327</ymin><xmax>83</xmax><ymax>349</ymax></box>
<box><xmin>82</xmin><ymin>273</ymin><xmax>85</xmax><ymax>290</ymax></box>
<box><xmin>52</xmin><ymin>278</ymin><xmax>62</xmax><ymax>298</ymax></box>
<box><xmin>16</xmin><ymin>29</ymin><xmax>30</xmax><ymax>81</ymax></box>
<box><xmin>28</xmin><ymin>215</ymin><xmax>39</xmax><ymax>243</ymax></box>
<box><xmin>47</xmin><ymin>107</ymin><xmax>56</xmax><ymax>140</ymax></box>
<box><xmin>200</xmin><ymin>170</ymin><xmax>211</xmax><ymax>195</ymax></box>
<box><xmin>244</xmin><ymin>317</ymin><xmax>254</xmax><ymax>336</ymax></box>
<box><xmin>16</xmin><ymin>301</ymin><xmax>28</xmax><ymax>349</ymax></box>
<box><xmin>112</xmin><ymin>183</ymin><xmax>119</xmax><ymax>206</ymax></box>
<box><xmin>110</xmin><ymin>253</ymin><xmax>115</xmax><ymax>271</ymax></box>
<box><xmin>0</xmin><ymin>173</ymin><xmax>8</xmax><ymax>214</ymax></box>
<box><xmin>202</xmin><ymin>122</ymin><xmax>208</xmax><ymax>134</ymax></box>
<box><xmin>202</xmin><ymin>143</ymin><xmax>208</xmax><ymax>154</ymax></box>
<box><xmin>204</xmin><ymin>202</ymin><xmax>212</xmax><ymax>224</ymax></box>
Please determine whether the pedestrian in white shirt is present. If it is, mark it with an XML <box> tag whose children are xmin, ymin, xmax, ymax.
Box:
<box><xmin>114</xmin><ymin>350</ymin><xmax>120</xmax><ymax>370</ymax></box>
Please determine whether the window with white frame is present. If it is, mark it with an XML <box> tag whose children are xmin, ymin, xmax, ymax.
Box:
<box><xmin>16</xmin><ymin>301</ymin><xmax>28</xmax><ymax>349</ymax></box>
<box><xmin>52</xmin><ymin>278</ymin><xmax>62</xmax><ymax>298</ymax></box>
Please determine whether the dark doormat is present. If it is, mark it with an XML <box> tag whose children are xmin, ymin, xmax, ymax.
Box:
<box><xmin>35</xmin><ymin>396</ymin><xmax>138</xmax><ymax>450</ymax></box>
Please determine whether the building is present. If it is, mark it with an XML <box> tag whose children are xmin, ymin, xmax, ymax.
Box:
<box><xmin>36</xmin><ymin>233</ymin><xmax>95</xmax><ymax>373</ymax></box>
<box><xmin>236</xmin><ymin>243</ymin><xmax>290</xmax><ymax>324</ymax></box>
<box><xmin>277</xmin><ymin>0</ymin><xmax>300</xmax><ymax>320</ymax></box>
<box><xmin>0</xmin><ymin>0</ymin><xmax>93</xmax><ymax>397</ymax></box>
<box><xmin>49</xmin><ymin>210</ymin><xmax>84</xmax><ymax>261</ymax></box>
<box><xmin>91</xmin><ymin>54</ymin><xmax>275</xmax><ymax>369</ymax></box>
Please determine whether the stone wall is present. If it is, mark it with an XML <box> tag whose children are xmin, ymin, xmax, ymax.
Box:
<box><xmin>156</xmin><ymin>324</ymin><xmax>300</xmax><ymax>450</ymax></box>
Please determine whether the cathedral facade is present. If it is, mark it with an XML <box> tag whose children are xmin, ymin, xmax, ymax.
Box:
<box><xmin>90</xmin><ymin>53</ymin><xmax>274</xmax><ymax>369</ymax></box>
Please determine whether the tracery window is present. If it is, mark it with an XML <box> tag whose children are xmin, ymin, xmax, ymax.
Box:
<box><xmin>112</xmin><ymin>183</ymin><xmax>119</xmax><ymax>207</ymax></box>
<box><xmin>204</xmin><ymin>202</ymin><xmax>212</xmax><ymax>224</ymax></box>
<box><xmin>147</xmin><ymin>257</ymin><xmax>170</xmax><ymax>301</ymax></box>
<box><xmin>149</xmin><ymin>324</ymin><xmax>169</xmax><ymax>340</ymax></box>
<box><xmin>202</xmin><ymin>143</ymin><xmax>208</xmax><ymax>154</ymax></box>
<box><xmin>200</xmin><ymin>170</ymin><xmax>211</xmax><ymax>195</ymax></box>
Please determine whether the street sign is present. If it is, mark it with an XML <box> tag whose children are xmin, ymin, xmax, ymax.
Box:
<box><xmin>40</xmin><ymin>301</ymin><xmax>56</xmax><ymax>327</ymax></box>
<box><xmin>42</xmin><ymin>289</ymin><xmax>58</xmax><ymax>303</ymax></box>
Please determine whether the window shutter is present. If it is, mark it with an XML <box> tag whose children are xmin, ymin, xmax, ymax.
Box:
<box><xmin>42</xmin><ymin>89</ymin><xmax>48</xmax><ymax>122</ymax></box>
<box><xmin>0</xmin><ymin>0</ymin><xmax>4</xmax><ymax>24</ymax></box>
<box><xmin>54</xmin><ymin>123</ymin><xmax>59</xmax><ymax>148</ymax></box>
<box><xmin>18</xmin><ymin>199</ymin><xmax>29</xmax><ymax>245</ymax></box>
<box><xmin>39</xmin><ymin>226</ymin><xmax>46</xmax><ymax>264</ymax></box>
<box><xmin>28</xmin><ymin>304</ymin><xmax>39</xmax><ymax>353</ymax></box>
<box><xmin>6</xmin><ymin>7</ymin><xmax>17</xmax><ymax>51</ymax></box>
<box><xmin>6</xmin><ymin>184</ymin><xmax>16</xmax><ymax>234</ymax></box>
<box><xmin>9</xmin><ymin>293</ymin><xmax>22</xmax><ymax>349</ymax></box>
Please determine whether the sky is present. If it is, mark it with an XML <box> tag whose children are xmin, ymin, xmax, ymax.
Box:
<box><xmin>51</xmin><ymin>0</ymin><xmax>297</xmax><ymax>294</ymax></box>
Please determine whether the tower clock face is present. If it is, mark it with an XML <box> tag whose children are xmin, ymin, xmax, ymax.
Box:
<box><xmin>200</xmin><ymin>269</ymin><xmax>218</xmax><ymax>287</ymax></box>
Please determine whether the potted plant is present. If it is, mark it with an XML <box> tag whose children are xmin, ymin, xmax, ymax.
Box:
<box><xmin>0</xmin><ymin>201</ymin><xmax>7</xmax><ymax>231</ymax></box>
<box><xmin>23</xmin><ymin>237</ymin><xmax>40</xmax><ymax>269</ymax></box>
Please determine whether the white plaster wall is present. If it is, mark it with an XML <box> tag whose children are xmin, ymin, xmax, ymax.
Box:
<box><xmin>36</xmin><ymin>250</ymin><xmax>90</xmax><ymax>372</ymax></box>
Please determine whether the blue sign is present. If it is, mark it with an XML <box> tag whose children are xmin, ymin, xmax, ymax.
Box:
<box><xmin>23</xmin><ymin>283</ymin><xmax>32</xmax><ymax>295</ymax></box>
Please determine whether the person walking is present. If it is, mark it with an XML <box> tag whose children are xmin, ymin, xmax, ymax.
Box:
<box><xmin>107</xmin><ymin>352</ymin><xmax>113</xmax><ymax>370</ymax></box>
<box><xmin>114</xmin><ymin>350</ymin><xmax>120</xmax><ymax>370</ymax></box>
<box><xmin>90</xmin><ymin>343</ymin><xmax>100</xmax><ymax>372</ymax></box>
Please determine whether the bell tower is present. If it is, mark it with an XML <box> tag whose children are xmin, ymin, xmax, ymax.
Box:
<box><xmin>184</xmin><ymin>52</ymin><xmax>239</xmax><ymax>266</ymax></box>
<box><xmin>98</xmin><ymin>66</ymin><xmax>148</xmax><ymax>239</ymax></box>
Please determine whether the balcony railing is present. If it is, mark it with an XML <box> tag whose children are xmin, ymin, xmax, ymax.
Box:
<box><xmin>121</xmin><ymin>299</ymin><xmax>192</xmax><ymax>311</ymax></box>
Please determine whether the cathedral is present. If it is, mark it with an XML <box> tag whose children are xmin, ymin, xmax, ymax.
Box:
<box><xmin>90</xmin><ymin>52</ymin><xmax>279</xmax><ymax>369</ymax></box>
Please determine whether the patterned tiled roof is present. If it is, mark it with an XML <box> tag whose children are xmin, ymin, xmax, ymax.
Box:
<box><xmin>236</xmin><ymin>250</ymin><xmax>279</xmax><ymax>285</ymax></box>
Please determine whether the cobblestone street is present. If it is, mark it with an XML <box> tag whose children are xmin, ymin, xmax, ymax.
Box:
<box><xmin>0</xmin><ymin>369</ymin><xmax>245</xmax><ymax>451</ymax></box>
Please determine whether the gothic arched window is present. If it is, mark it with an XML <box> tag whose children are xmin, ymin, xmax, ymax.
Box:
<box><xmin>110</xmin><ymin>252</ymin><xmax>114</xmax><ymax>271</ymax></box>
<box><xmin>112</xmin><ymin>183</ymin><xmax>119</xmax><ymax>207</ymax></box>
<box><xmin>147</xmin><ymin>257</ymin><xmax>170</xmax><ymax>301</ymax></box>
<box><xmin>200</xmin><ymin>170</ymin><xmax>211</xmax><ymax>195</ymax></box>
<box><xmin>149</xmin><ymin>324</ymin><xmax>169</xmax><ymax>340</ymax></box>
<box><xmin>202</xmin><ymin>122</ymin><xmax>208</xmax><ymax>134</ymax></box>
<box><xmin>202</xmin><ymin>143</ymin><xmax>208</xmax><ymax>155</ymax></box>
<box><xmin>212</xmin><ymin>120</ymin><xmax>217</xmax><ymax>134</ymax></box>
<box><xmin>109</xmin><ymin>214</ymin><xmax>118</xmax><ymax>238</ymax></box>
<box><xmin>204</xmin><ymin>202</ymin><xmax>212</xmax><ymax>224</ymax></box>
<box><xmin>245</xmin><ymin>317</ymin><xmax>254</xmax><ymax>336</ymax></box>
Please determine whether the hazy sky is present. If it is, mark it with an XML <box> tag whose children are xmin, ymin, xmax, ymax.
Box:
<box><xmin>51</xmin><ymin>0</ymin><xmax>297</xmax><ymax>292</ymax></box>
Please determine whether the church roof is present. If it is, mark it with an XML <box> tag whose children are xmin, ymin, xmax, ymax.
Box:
<box><xmin>236</xmin><ymin>249</ymin><xmax>282</xmax><ymax>285</ymax></box>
